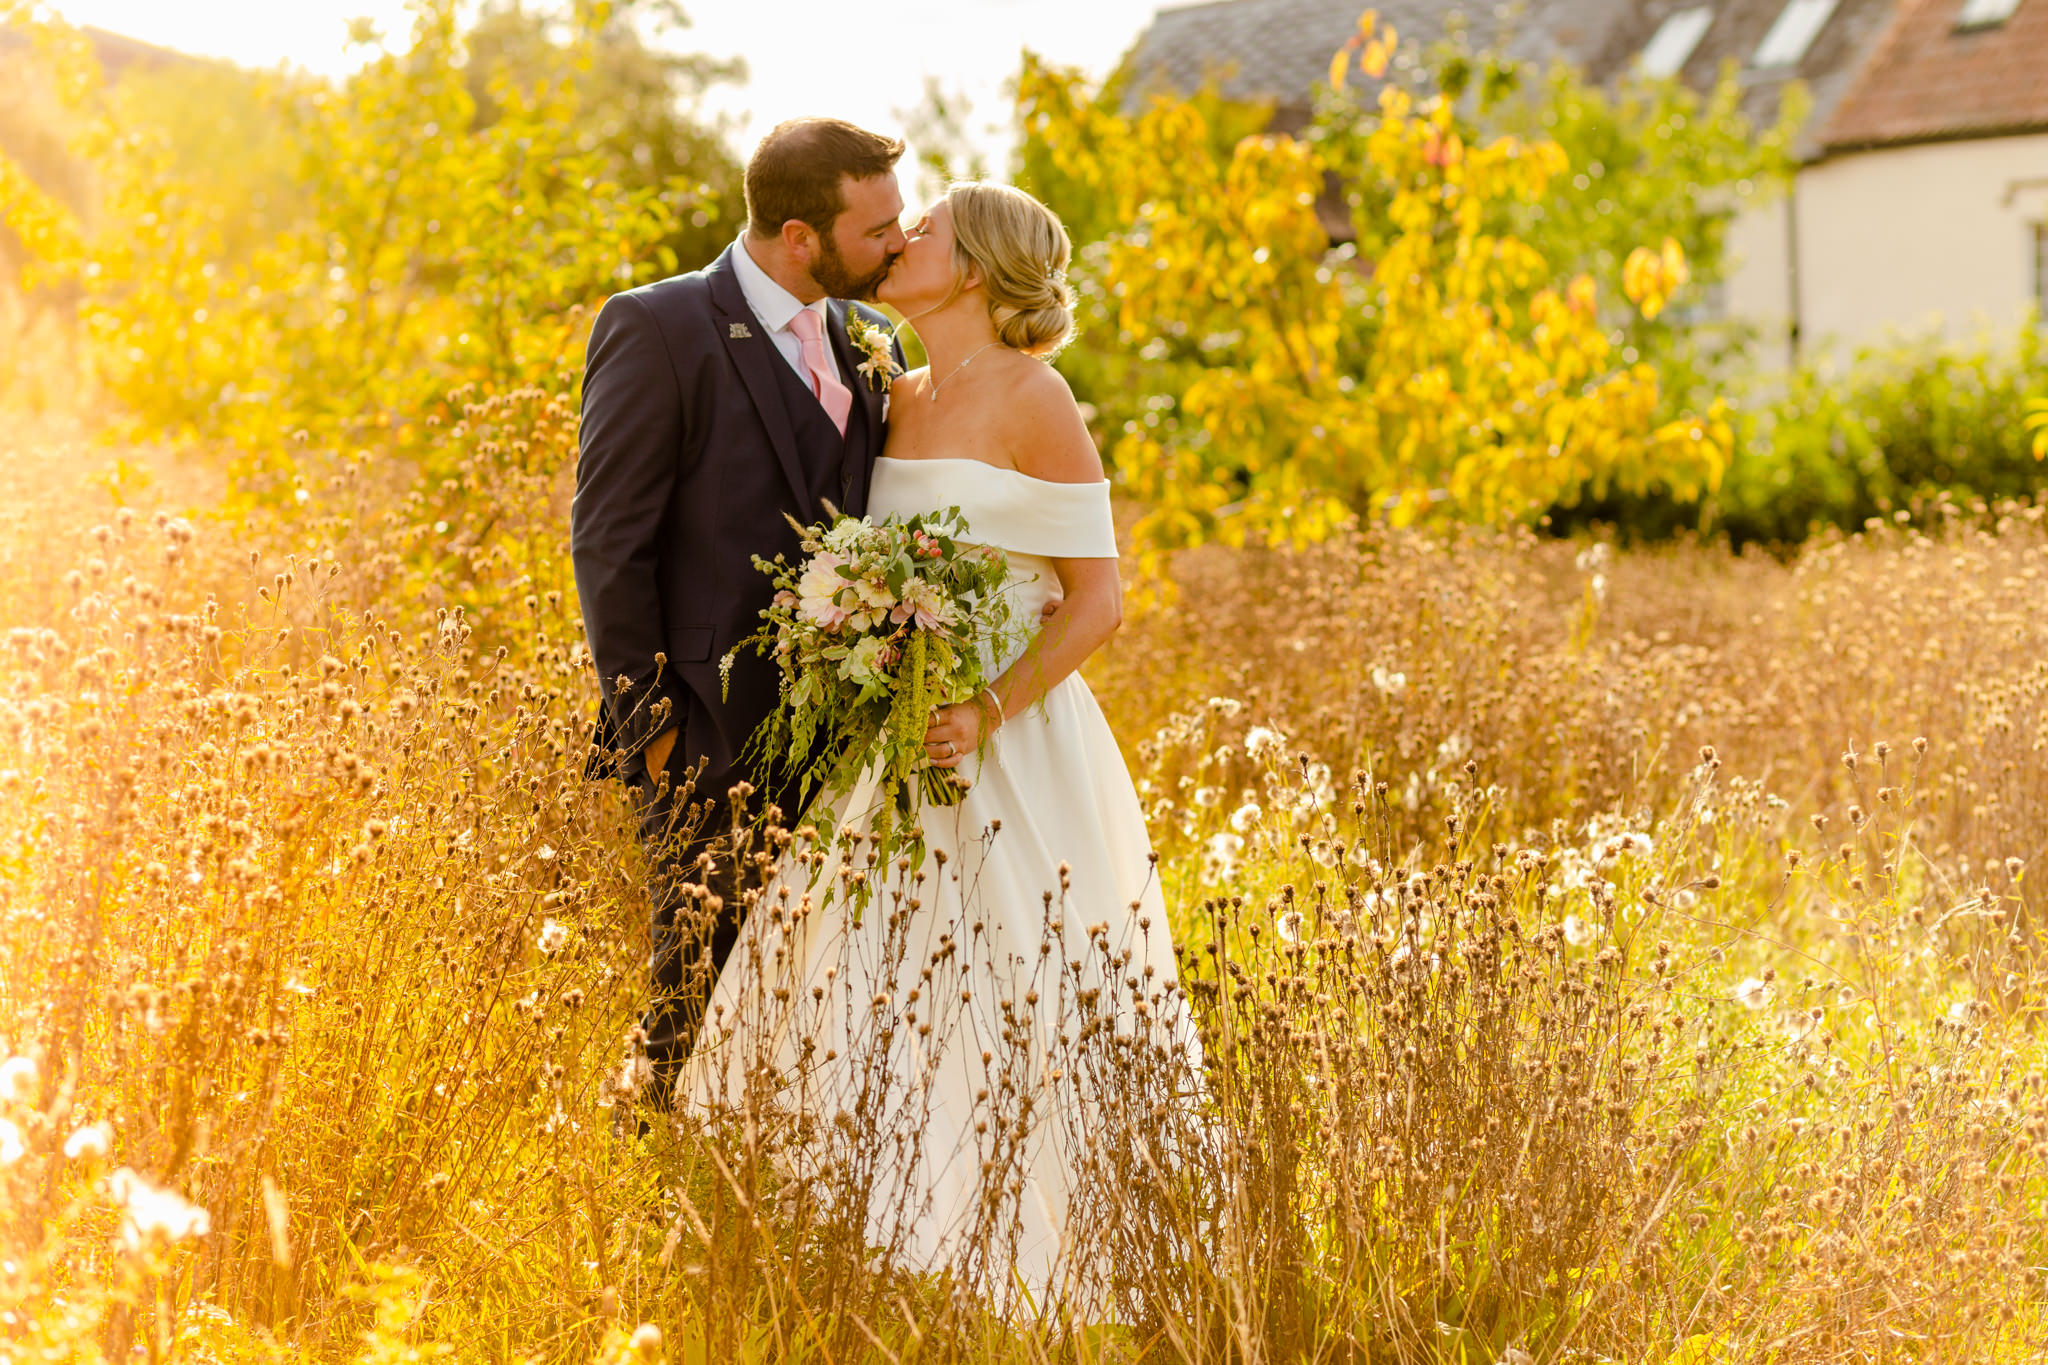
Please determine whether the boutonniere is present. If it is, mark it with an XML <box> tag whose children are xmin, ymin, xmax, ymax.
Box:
<box><xmin>844</xmin><ymin>310</ymin><xmax>901</xmax><ymax>393</ymax></box>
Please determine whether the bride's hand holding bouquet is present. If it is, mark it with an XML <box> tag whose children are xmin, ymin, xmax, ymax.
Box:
<box><xmin>723</xmin><ymin>506</ymin><xmax>1018</xmax><ymax>855</ymax></box>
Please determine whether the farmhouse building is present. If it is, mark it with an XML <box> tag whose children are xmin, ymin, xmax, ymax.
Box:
<box><xmin>1126</xmin><ymin>0</ymin><xmax>2048</xmax><ymax>360</ymax></box>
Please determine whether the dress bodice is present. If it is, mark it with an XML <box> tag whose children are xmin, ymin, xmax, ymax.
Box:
<box><xmin>865</xmin><ymin>456</ymin><xmax>1117</xmax><ymax>634</ymax></box>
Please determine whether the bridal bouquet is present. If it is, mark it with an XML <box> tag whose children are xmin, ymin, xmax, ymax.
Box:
<box><xmin>724</xmin><ymin>507</ymin><xmax>1016</xmax><ymax>847</ymax></box>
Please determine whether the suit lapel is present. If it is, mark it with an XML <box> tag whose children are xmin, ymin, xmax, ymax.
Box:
<box><xmin>708</xmin><ymin>250</ymin><xmax>810</xmax><ymax>510</ymax></box>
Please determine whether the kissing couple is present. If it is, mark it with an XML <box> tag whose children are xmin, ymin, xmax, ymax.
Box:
<box><xmin>570</xmin><ymin>117</ymin><xmax>1199</xmax><ymax>1302</ymax></box>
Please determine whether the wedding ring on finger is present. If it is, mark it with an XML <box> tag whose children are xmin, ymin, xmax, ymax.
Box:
<box><xmin>943</xmin><ymin>740</ymin><xmax>956</xmax><ymax>759</ymax></box>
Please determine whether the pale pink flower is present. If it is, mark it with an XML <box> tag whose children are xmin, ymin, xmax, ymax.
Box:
<box><xmin>890</xmin><ymin>578</ymin><xmax>949</xmax><ymax>631</ymax></box>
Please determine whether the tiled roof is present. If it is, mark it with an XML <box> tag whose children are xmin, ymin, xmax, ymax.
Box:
<box><xmin>1819</xmin><ymin>0</ymin><xmax>2048</xmax><ymax>148</ymax></box>
<box><xmin>1123</xmin><ymin>0</ymin><xmax>1902</xmax><ymax>160</ymax></box>
<box><xmin>1123</xmin><ymin>0</ymin><xmax>1642</xmax><ymax>127</ymax></box>
<box><xmin>1579</xmin><ymin>0</ymin><xmax>1901</xmax><ymax>159</ymax></box>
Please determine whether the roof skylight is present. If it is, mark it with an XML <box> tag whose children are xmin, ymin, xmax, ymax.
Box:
<box><xmin>1955</xmin><ymin>0</ymin><xmax>2023</xmax><ymax>28</ymax></box>
<box><xmin>1753</xmin><ymin>0</ymin><xmax>1840</xmax><ymax>68</ymax></box>
<box><xmin>1640</xmin><ymin>7</ymin><xmax>1716</xmax><ymax>77</ymax></box>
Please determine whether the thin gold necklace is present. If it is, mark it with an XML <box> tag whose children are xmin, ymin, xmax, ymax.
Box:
<box><xmin>927</xmin><ymin>342</ymin><xmax>1001</xmax><ymax>401</ymax></box>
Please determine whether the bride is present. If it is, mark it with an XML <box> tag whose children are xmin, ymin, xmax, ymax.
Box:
<box><xmin>680</xmin><ymin>182</ymin><xmax>1201</xmax><ymax>1313</ymax></box>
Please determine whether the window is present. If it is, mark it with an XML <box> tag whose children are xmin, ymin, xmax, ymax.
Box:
<box><xmin>1753</xmin><ymin>0</ymin><xmax>1839</xmax><ymax>68</ymax></box>
<box><xmin>1640</xmin><ymin>7</ymin><xmax>1716</xmax><ymax>77</ymax></box>
<box><xmin>1956</xmin><ymin>0</ymin><xmax>2023</xmax><ymax>28</ymax></box>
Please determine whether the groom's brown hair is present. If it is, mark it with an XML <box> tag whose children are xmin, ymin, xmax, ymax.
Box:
<box><xmin>745</xmin><ymin>118</ymin><xmax>905</xmax><ymax>238</ymax></box>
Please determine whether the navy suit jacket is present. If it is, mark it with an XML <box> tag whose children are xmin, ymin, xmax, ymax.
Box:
<box><xmin>571</xmin><ymin>246</ymin><xmax>900</xmax><ymax>807</ymax></box>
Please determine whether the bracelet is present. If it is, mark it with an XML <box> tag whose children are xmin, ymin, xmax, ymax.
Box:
<box><xmin>978</xmin><ymin>686</ymin><xmax>1004</xmax><ymax>728</ymax></box>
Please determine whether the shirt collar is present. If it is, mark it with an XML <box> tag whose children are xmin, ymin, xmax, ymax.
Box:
<box><xmin>733</xmin><ymin>234</ymin><xmax>829</xmax><ymax>335</ymax></box>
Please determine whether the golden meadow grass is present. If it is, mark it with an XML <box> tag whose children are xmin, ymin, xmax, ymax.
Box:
<box><xmin>3</xmin><ymin>413</ymin><xmax>2047</xmax><ymax>1363</ymax></box>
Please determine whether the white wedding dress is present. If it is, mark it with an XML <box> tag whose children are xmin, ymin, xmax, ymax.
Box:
<box><xmin>680</xmin><ymin>456</ymin><xmax>1200</xmax><ymax>1312</ymax></box>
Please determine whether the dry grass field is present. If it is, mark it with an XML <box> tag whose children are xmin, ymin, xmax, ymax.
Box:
<box><xmin>3</xmin><ymin>417</ymin><xmax>2046</xmax><ymax>1363</ymax></box>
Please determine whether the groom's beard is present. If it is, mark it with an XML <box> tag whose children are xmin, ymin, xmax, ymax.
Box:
<box><xmin>812</xmin><ymin>233</ymin><xmax>894</xmax><ymax>302</ymax></box>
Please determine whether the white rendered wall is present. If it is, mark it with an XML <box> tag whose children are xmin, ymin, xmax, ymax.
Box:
<box><xmin>1721</xmin><ymin>193</ymin><xmax>1795</xmax><ymax>371</ymax></box>
<box><xmin>1792</xmin><ymin>132</ymin><xmax>2048</xmax><ymax>355</ymax></box>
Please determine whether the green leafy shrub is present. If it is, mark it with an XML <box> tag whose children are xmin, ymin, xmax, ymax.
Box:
<box><xmin>1557</xmin><ymin>324</ymin><xmax>2048</xmax><ymax>545</ymax></box>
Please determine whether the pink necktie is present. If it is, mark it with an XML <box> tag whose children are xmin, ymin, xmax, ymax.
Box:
<box><xmin>787</xmin><ymin>308</ymin><xmax>852</xmax><ymax>437</ymax></box>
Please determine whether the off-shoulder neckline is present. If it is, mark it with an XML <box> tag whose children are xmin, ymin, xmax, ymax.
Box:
<box><xmin>873</xmin><ymin>455</ymin><xmax>1108</xmax><ymax>490</ymax></box>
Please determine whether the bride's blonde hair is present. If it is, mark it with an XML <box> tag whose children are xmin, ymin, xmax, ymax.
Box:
<box><xmin>944</xmin><ymin>181</ymin><xmax>1075</xmax><ymax>357</ymax></box>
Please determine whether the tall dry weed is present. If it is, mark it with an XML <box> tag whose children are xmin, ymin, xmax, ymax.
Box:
<box><xmin>1</xmin><ymin>421</ymin><xmax>2045</xmax><ymax>1363</ymax></box>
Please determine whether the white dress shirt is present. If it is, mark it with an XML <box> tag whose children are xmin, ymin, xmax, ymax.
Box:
<box><xmin>730</xmin><ymin>235</ymin><xmax>842</xmax><ymax>388</ymax></box>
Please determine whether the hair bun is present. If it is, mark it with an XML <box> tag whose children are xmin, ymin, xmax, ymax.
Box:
<box><xmin>944</xmin><ymin>182</ymin><xmax>1078</xmax><ymax>357</ymax></box>
<box><xmin>993</xmin><ymin>298</ymin><xmax>1075</xmax><ymax>356</ymax></box>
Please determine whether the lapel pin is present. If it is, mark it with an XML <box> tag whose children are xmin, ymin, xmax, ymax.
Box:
<box><xmin>728</xmin><ymin>322</ymin><xmax>753</xmax><ymax>339</ymax></box>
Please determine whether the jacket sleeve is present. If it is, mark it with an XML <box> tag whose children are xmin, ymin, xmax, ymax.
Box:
<box><xmin>571</xmin><ymin>291</ymin><xmax>689</xmax><ymax>770</ymax></box>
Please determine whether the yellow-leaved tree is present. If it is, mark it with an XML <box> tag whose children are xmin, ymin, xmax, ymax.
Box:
<box><xmin>1018</xmin><ymin>13</ymin><xmax>1731</xmax><ymax>568</ymax></box>
<box><xmin>0</xmin><ymin>0</ymin><xmax>693</xmax><ymax>495</ymax></box>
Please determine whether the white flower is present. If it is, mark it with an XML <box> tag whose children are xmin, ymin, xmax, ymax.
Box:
<box><xmin>1732</xmin><ymin>977</ymin><xmax>1772</xmax><ymax>1010</ymax></box>
<box><xmin>1575</xmin><ymin>542</ymin><xmax>1611</xmax><ymax>573</ymax></box>
<box><xmin>1436</xmin><ymin>733</ymin><xmax>1470</xmax><ymax>764</ymax></box>
<box><xmin>537</xmin><ymin>919</ymin><xmax>569</xmax><ymax>956</ymax></box>
<box><xmin>107</xmin><ymin>1167</ymin><xmax>211</xmax><ymax>1251</ymax></box>
<box><xmin>0</xmin><ymin>1118</ymin><xmax>23</xmax><ymax>1166</ymax></box>
<box><xmin>1201</xmin><ymin>832</ymin><xmax>1244</xmax><ymax>885</ymax></box>
<box><xmin>1229</xmin><ymin>802</ymin><xmax>1262</xmax><ymax>833</ymax></box>
<box><xmin>631</xmin><ymin>1324</ymin><xmax>664</xmax><ymax>1357</ymax></box>
<box><xmin>820</xmin><ymin>521</ymin><xmax>867</xmax><ymax>554</ymax></box>
<box><xmin>1781</xmin><ymin>1009</ymin><xmax>1819</xmax><ymax>1042</ymax></box>
<box><xmin>1370</xmin><ymin>665</ymin><xmax>1407</xmax><ymax>695</ymax></box>
<box><xmin>1244</xmin><ymin>726</ymin><xmax>1283</xmax><ymax>757</ymax></box>
<box><xmin>1671</xmin><ymin>888</ymin><xmax>1698</xmax><ymax>911</ymax></box>
<box><xmin>63</xmin><ymin>1122</ymin><xmax>111</xmax><ymax>1162</ymax></box>
<box><xmin>536</xmin><ymin>844</ymin><xmax>557</xmax><ymax>862</ymax></box>
<box><xmin>1591</xmin><ymin>831</ymin><xmax>1651</xmax><ymax>868</ymax></box>
<box><xmin>1310</xmin><ymin>841</ymin><xmax>1337</xmax><ymax>868</ymax></box>
<box><xmin>0</xmin><ymin>1054</ymin><xmax>37</xmax><ymax>1104</ymax></box>
<box><xmin>1561</xmin><ymin>914</ymin><xmax>1604</xmax><ymax>947</ymax></box>
<box><xmin>1206</xmin><ymin>696</ymin><xmax>1244</xmax><ymax>718</ymax></box>
<box><xmin>1946</xmin><ymin>998</ymin><xmax>1980</xmax><ymax>1026</ymax></box>
<box><xmin>1192</xmin><ymin>786</ymin><xmax>1222</xmax><ymax>809</ymax></box>
<box><xmin>1276</xmin><ymin>909</ymin><xmax>1303</xmax><ymax>943</ymax></box>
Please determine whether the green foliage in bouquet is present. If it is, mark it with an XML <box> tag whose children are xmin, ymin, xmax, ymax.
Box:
<box><xmin>723</xmin><ymin>508</ymin><xmax>1022</xmax><ymax>886</ymax></box>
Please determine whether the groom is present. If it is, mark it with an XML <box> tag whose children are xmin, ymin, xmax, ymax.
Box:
<box><xmin>571</xmin><ymin>118</ymin><xmax>908</xmax><ymax>1107</ymax></box>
